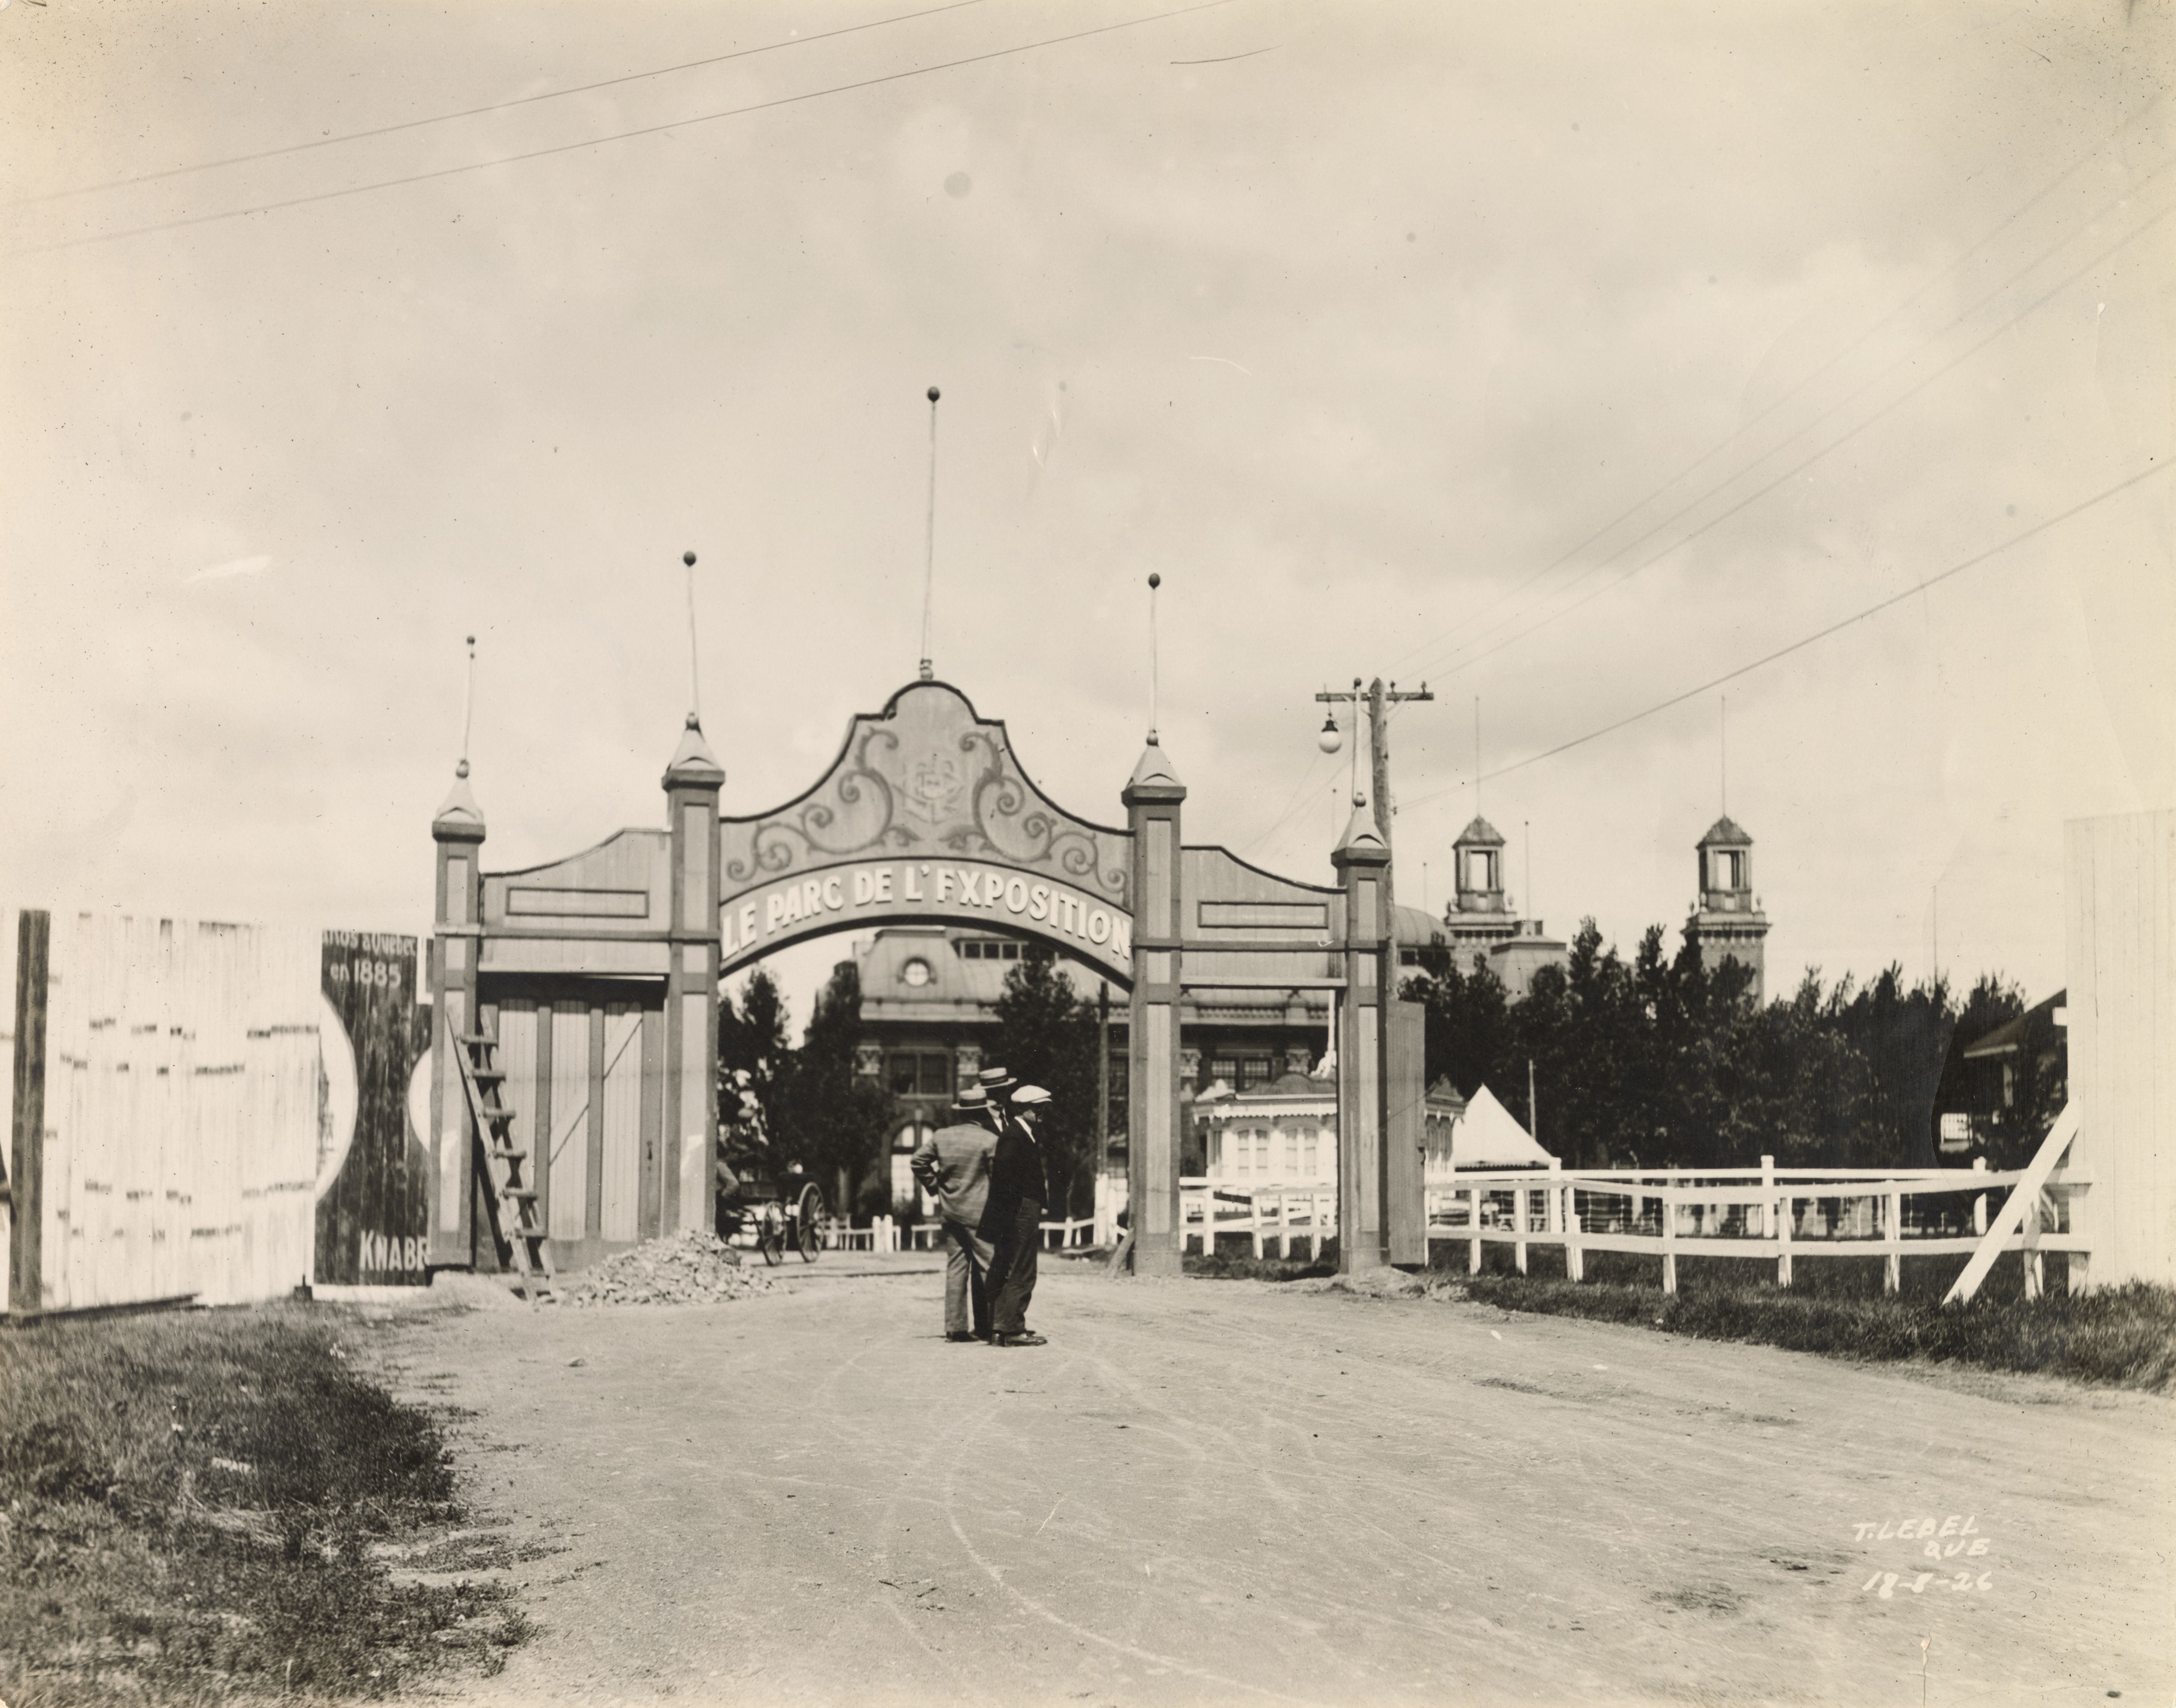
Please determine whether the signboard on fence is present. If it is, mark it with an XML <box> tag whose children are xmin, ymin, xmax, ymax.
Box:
<box><xmin>314</xmin><ymin>931</ymin><xmax>430</xmax><ymax>1284</ymax></box>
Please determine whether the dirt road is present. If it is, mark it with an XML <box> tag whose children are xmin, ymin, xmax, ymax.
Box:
<box><xmin>363</xmin><ymin>1264</ymin><xmax>2173</xmax><ymax>1707</ymax></box>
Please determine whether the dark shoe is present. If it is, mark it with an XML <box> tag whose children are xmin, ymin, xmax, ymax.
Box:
<box><xmin>993</xmin><ymin>1331</ymin><xmax>1047</xmax><ymax>1347</ymax></box>
<box><xmin>945</xmin><ymin>1331</ymin><xmax>976</xmax><ymax>1342</ymax></box>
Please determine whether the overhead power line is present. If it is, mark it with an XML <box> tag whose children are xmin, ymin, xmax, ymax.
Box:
<box><xmin>1384</xmin><ymin>100</ymin><xmax>2172</xmax><ymax>685</ymax></box>
<box><xmin>8</xmin><ymin>0</ymin><xmax>992</xmax><ymax>208</ymax></box>
<box><xmin>10</xmin><ymin>0</ymin><xmax>1238</xmax><ymax>257</ymax></box>
<box><xmin>1401</xmin><ymin>458</ymin><xmax>2170</xmax><ymax>803</ymax></box>
<box><xmin>1400</xmin><ymin>187</ymin><xmax>2176</xmax><ymax>689</ymax></box>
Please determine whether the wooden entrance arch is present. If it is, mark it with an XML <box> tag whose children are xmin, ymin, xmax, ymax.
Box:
<box><xmin>426</xmin><ymin>680</ymin><xmax>1420</xmax><ymax>1276</ymax></box>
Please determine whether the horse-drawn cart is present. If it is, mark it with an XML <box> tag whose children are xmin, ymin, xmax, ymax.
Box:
<box><xmin>716</xmin><ymin>1158</ymin><xmax>824</xmax><ymax>1266</ymax></box>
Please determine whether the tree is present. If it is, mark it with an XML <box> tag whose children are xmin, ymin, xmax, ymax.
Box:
<box><xmin>1407</xmin><ymin>953</ymin><xmax>1512</xmax><ymax>1101</ymax></box>
<box><xmin>1414</xmin><ymin>911</ymin><xmax>1996</xmax><ymax>1173</ymax></box>
<box><xmin>717</xmin><ymin>969</ymin><xmax>790</xmax><ymax>1168</ymax></box>
<box><xmin>773</xmin><ymin>961</ymin><xmax>895</xmax><ymax>1216</ymax></box>
<box><xmin>990</xmin><ymin>946</ymin><xmax>1100</xmax><ymax>1219</ymax></box>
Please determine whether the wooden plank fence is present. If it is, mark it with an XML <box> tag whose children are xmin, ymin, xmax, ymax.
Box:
<box><xmin>8</xmin><ymin>909</ymin><xmax>323</xmax><ymax>1315</ymax></box>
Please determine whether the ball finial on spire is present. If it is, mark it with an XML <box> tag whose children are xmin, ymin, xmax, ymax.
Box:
<box><xmin>684</xmin><ymin>551</ymin><xmax>696</xmax><ymax>568</ymax></box>
<box><xmin>1148</xmin><ymin>573</ymin><xmax>1160</xmax><ymax>589</ymax></box>
<box><xmin>928</xmin><ymin>385</ymin><xmax>940</xmax><ymax>403</ymax></box>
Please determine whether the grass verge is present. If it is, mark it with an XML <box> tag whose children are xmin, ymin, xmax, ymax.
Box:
<box><xmin>1</xmin><ymin>1303</ymin><xmax>529</xmax><ymax>1704</ymax></box>
<box><xmin>1431</xmin><ymin>1260</ymin><xmax>2176</xmax><ymax>1390</ymax></box>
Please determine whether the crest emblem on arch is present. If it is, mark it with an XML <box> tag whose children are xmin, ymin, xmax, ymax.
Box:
<box><xmin>905</xmin><ymin>750</ymin><xmax>966</xmax><ymax>825</ymax></box>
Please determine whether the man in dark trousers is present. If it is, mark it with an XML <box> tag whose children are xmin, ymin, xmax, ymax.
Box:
<box><xmin>910</xmin><ymin>1087</ymin><xmax>999</xmax><ymax>1341</ymax></box>
<box><xmin>979</xmin><ymin>1083</ymin><xmax>1053</xmax><ymax>1347</ymax></box>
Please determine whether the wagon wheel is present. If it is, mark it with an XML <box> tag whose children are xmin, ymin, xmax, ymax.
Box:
<box><xmin>755</xmin><ymin>1204</ymin><xmax>786</xmax><ymax>1266</ymax></box>
<box><xmin>795</xmin><ymin>1184</ymin><xmax>824</xmax><ymax>1261</ymax></box>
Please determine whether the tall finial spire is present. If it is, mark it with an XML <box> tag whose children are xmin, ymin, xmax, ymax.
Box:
<box><xmin>1146</xmin><ymin>573</ymin><xmax>1162</xmax><ymax>743</ymax></box>
<box><xmin>684</xmin><ymin>551</ymin><xmax>703</xmax><ymax>727</ymax></box>
<box><xmin>919</xmin><ymin>385</ymin><xmax>940</xmax><ymax>681</ymax></box>
<box><xmin>458</xmin><ymin>634</ymin><xmax>476</xmax><ymax>779</ymax></box>
<box><xmin>1473</xmin><ymin>695</ymin><xmax>1481</xmax><ymax>821</ymax></box>
<box><xmin>1720</xmin><ymin>694</ymin><xmax>1728</xmax><ymax>816</ymax></box>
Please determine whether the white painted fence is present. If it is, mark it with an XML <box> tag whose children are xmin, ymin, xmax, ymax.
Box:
<box><xmin>1427</xmin><ymin>1156</ymin><xmax>2089</xmax><ymax>1295</ymax></box>
<box><xmin>1169</xmin><ymin>1155</ymin><xmax>2089</xmax><ymax>1294</ymax></box>
<box><xmin>1181</xmin><ymin>1181</ymin><xmax>1338</xmax><ymax>1260</ymax></box>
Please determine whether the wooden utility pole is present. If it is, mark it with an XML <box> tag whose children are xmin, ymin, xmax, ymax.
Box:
<box><xmin>1316</xmin><ymin>677</ymin><xmax>1434</xmax><ymax>920</ymax></box>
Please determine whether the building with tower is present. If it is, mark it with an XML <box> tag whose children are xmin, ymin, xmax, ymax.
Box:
<box><xmin>1687</xmin><ymin>816</ymin><xmax>1768</xmax><ymax>1002</ymax></box>
<box><xmin>1435</xmin><ymin>816</ymin><xmax>1568</xmax><ymax>997</ymax></box>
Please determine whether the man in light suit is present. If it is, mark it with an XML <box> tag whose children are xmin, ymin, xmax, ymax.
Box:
<box><xmin>911</xmin><ymin>1086</ymin><xmax>1000</xmax><ymax>1342</ymax></box>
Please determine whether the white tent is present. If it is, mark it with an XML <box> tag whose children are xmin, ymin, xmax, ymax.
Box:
<box><xmin>1450</xmin><ymin>1084</ymin><xmax>1555</xmax><ymax>1168</ymax></box>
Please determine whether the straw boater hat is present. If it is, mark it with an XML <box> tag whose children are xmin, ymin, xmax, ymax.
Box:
<box><xmin>952</xmin><ymin>1085</ymin><xmax>990</xmax><ymax>1114</ymax></box>
<box><xmin>976</xmin><ymin>1065</ymin><xmax>1018</xmax><ymax>1095</ymax></box>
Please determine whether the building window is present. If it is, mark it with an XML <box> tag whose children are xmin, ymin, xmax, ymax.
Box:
<box><xmin>958</xmin><ymin>939</ymin><xmax>1022</xmax><ymax>961</ymax></box>
<box><xmin>1711</xmin><ymin>849</ymin><xmax>1744</xmax><ymax>889</ymax></box>
<box><xmin>887</xmin><ymin>1050</ymin><xmax>953</xmax><ymax>1097</ymax></box>
<box><xmin>902</xmin><ymin>957</ymin><xmax>932</xmax><ymax>987</ymax></box>
<box><xmin>1466</xmin><ymin>849</ymin><xmax>1497</xmax><ymax>891</ymax></box>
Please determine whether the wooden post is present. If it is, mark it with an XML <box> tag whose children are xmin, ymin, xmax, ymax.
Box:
<box><xmin>662</xmin><ymin>717</ymin><xmax>725</xmax><ymax>1239</ymax></box>
<box><xmin>1513</xmin><ymin>1176</ymin><xmax>1528</xmax><ymax>1273</ymax></box>
<box><xmin>1883</xmin><ymin>1188</ymin><xmax>1902</xmax><ymax>1295</ymax></box>
<box><xmin>430</xmin><ymin>770</ymin><xmax>487</xmax><ymax>1266</ymax></box>
<box><xmin>1124</xmin><ymin>742</ymin><xmax>1187</xmax><ymax>1276</ymax></box>
<box><xmin>10</xmin><ymin>910</ymin><xmax>50</xmax><ymax>1315</ymax></box>
<box><xmin>1468</xmin><ymin>1182</ymin><xmax>1482</xmax><ymax>1274</ymax></box>
<box><xmin>1972</xmin><ymin>1156</ymin><xmax>1988</xmax><ymax>1235</ymax></box>
<box><xmin>1565</xmin><ymin>1168</ymin><xmax>1584</xmax><ymax>1283</ymax></box>
<box><xmin>2023</xmin><ymin>1187</ymin><xmax>2044</xmax><ymax>1300</ymax></box>
<box><xmin>1096</xmin><ymin>981</ymin><xmax>1111</xmax><ymax>1242</ymax></box>
<box><xmin>1332</xmin><ymin>798</ymin><xmax>1392</xmax><ymax>1274</ymax></box>
<box><xmin>1661</xmin><ymin>1177</ymin><xmax>1678</xmax><ymax>1295</ymax></box>
<box><xmin>1763</xmin><ymin>1155</ymin><xmax>1790</xmax><ymax>1289</ymax></box>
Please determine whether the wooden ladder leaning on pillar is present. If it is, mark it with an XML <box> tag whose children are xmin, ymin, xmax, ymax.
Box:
<box><xmin>455</xmin><ymin>1026</ymin><xmax>557</xmax><ymax>1303</ymax></box>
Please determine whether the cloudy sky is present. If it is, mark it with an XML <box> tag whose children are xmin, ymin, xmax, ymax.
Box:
<box><xmin>4</xmin><ymin>0</ymin><xmax>2169</xmax><ymax>1028</ymax></box>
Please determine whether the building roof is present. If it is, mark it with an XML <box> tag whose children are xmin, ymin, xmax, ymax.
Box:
<box><xmin>1960</xmin><ymin>989</ymin><xmax>2066</xmax><ymax>1061</ymax></box>
<box><xmin>1454</xmin><ymin>816</ymin><xmax>1506</xmax><ymax>849</ymax></box>
<box><xmin>1393</xmin><ymin>902</ymin><xmax>1446</xmax><ymax>949</ymax></box>
<box><xmin>1697</xmin><ymin>815</ymin><xmax>1753</xmax><ymax>848</ymax></box>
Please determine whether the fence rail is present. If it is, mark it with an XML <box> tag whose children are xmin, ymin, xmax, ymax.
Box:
<box><xmin>1174</xmin><ymin>1156</ymin><xmax>2090</xmax><ymax>1295</ymax></box>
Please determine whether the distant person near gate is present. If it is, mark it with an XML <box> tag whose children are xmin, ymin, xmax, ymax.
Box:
<box><xmin>912</xmin><ymin>1084</ymin><xmax>1001</xmax><ymax>1342</ymax></box>
<box><xmin>982</xmin><ymin>1084</ymin><xmax>1053</xmax><ymax>1347</ymax></box>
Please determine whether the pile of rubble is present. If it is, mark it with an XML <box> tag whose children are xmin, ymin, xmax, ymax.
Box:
<box><xmin>556</xmin><ymin>1230</ymin><xmax>777</xmax><ymax>1307</ymax></box>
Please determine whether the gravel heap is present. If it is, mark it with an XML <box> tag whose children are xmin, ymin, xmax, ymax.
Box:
<box><xmin>557</xmin><ymin>1230</ymin><xmax>777</xmax><ymax>1307</ymax></box>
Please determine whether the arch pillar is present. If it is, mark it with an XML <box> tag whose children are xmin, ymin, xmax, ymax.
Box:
<box><xmin>1123</xmin><ymin>740</ymin><xmax>1186</xmax><ymax>1276</ymax></box>
<box><xmin>1332</xmin><ymin>798</ymin><xmax>1391</xmax><ymax>1273</ymax></box>
<box><xmin>429</xmin><ymin>768</ymin><xmax>486</xmax><ymax>1264</ymax></box>
<box><xmin>662</xmin><ymin>718</ymin><xmax>725</xmax><ymax>1235</ymax></box>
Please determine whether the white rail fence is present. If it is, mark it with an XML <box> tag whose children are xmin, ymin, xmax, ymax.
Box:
<box><xmin>1171</xmin><ymin>1155</ymin><xmax>2089</xmax><ymax>1295</ymax></box>
<box><xmin>825</xmin><ymin>1215</ymin><xmax>1102</xmax><ymax>1254</ymax></box>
